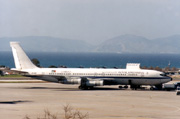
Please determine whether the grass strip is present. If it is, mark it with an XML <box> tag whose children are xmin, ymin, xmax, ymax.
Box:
<box><xmin>0</xmin><ymin>81</ymin><xmax>47</xmax><ymax>83</ymax></box>
<box><xmin>0</xmin><ymin>75</ymin><xmax>25</xmax><ymax>78</ymax></box>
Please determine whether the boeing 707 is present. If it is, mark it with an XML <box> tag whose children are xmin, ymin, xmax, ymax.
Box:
<box><xmin>10</xmin><ymin>42</ymin><xmax>172</xmax><ymax>90</ymax></box>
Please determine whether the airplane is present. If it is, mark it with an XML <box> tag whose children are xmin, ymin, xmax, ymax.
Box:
<box><xmin>10</xmin><ymin>42</ymin><xmax>172</xmax><ymax>90</ymax></box>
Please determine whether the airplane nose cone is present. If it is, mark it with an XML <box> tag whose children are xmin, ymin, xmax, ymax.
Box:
<box><xmin>168</xmin><ymin>76</ymin><xmax>172</xmax><ymax>81</ymax></box>
<box><xmin>161</xmin><ymin>76</ymin><xmax>172</xmax><ymax>83</ymax></box>
<box><xmin>170</xmin><ymin>78</ymin><xmax>173</xmax><ymax>81</ymax></box>
<box><xmin>168</xmin><ymin>76</ymin><xmax>173</xmax><ymax>81</ymax></box>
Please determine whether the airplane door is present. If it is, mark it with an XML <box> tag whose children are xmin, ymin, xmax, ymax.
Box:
<box><xmin>141</xmin><ymin>72</ymin><xmax>145</xmax><ymax>78</ymax></box>
<box><xmin>94</xmin><ymin>72</ymin><xmax>98</xmax><ymax>77</ymax></box>
<box><xmin>102</xmin><ymin>72</ymin><xmax>105</xmax><ymax>77</ymax></box>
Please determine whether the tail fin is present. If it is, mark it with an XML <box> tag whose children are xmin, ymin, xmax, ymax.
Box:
<box><xmin>10</xmin><ymin>42</ymin><xmax>38</xmax><ymax>70</ymax></box>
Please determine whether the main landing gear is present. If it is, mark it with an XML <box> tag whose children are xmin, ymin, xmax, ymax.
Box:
<box><xmin>130</xmin><ymin>85</ymin><xmax>141</xmax><ymax>90</ymax></box>
<box><xmin>78</xmin><ymin>78</ymin><xmax>94</xmax><ymax>90</ymax></box>
<box><xmin>78</xmin><ymin>86</ymin><xmax>94</xmax><ymax>90</ymax></box>
<box><xmin>118</xmin><ymin>85</ymin><xmax>128</xmax><ymax>89</ymax></box>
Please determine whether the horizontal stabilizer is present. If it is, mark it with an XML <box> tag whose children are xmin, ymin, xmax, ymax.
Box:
<box><xmin>10</xmin><ymin>68</ymin><xmax>28</xmax><ymax>73</ymax></box>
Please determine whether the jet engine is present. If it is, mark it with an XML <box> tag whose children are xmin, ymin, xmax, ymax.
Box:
<box><xmin>60</xmin><ymin>78</ymin><xmax>81</xmax><ymax>84</ymax></box>
<box><xmin>60</xmin><ymin>77</ymin><xmax>104</xmax><ymax>86</ymax></box>
<box><xmin>86</xmin><ymin>80</ymin><xmax>104</xmax><ymax>86</ymax></box>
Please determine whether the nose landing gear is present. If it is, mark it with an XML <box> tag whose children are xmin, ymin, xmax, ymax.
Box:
<box><xmin>150</xmin><ymin>84</ymin><xmax>163</xmax><ymax>90</ymax></box>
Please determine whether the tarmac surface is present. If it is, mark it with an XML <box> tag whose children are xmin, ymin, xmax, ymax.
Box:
<box><xmin>0</xmin><ymin>82</ymin><xmax>180</xmax><ymax>119</ymax></box>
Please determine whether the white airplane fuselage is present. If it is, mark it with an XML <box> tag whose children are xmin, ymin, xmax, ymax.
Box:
<box><xmin>21</xmin><ymin>67</ymin><xmax>171</xmax><ymax>86</ymax></box>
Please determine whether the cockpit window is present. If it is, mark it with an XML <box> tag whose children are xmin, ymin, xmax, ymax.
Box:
<box><xmin>160</xmin><ymin>73</ymin><xmax>167</xmax><ymax>76</ymax></box>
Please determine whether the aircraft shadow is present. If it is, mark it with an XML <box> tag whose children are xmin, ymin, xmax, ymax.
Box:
<box><xmin>15</xmin><ymin>86</ymin><xmax>169</xmax><ymax>92</ymax></box>
<box><xmin>55</xmin><ymin>87</ymin><xmax>123</xmax><ymax>91</ymax></box>
<box><xmin>0</xmin><ymin>100</ymin><xmax>32</xmax><ymax>104</ymax></box>
<box><xmin>24</xmin><ymin>87</ymin><xmax>73</xmax><ymax>90</ymax></box>
<box><xmin>21</xmin><ymin>86</ymin><xmax>122</xmax><ymax>91</ymax></box>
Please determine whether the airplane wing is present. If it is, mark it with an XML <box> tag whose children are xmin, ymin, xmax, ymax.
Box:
<box><xmin>51</xmin><ymin>76</ymin><xmax>117</xmax><ymax>86</ymax></box>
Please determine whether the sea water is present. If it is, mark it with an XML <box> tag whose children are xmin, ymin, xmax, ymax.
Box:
<box><xmin>0</xmin><ymin>51</ymin><xmax>180</xmax><ymax>68</ymax></box>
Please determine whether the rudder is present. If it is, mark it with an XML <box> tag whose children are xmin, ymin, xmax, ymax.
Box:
<box><xmin>10</xmin><ymin>42</ymin><xmax>38</xmax><ymax>70</ymax></box>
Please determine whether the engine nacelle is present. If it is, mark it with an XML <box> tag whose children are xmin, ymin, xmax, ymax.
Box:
<box><xmin>86</xmin><ymin>80</ymin><xmax>104</xmax><ymax>86</ymax></box>
<box><xmin>60</xmin><ymin>77</ymin><xmax>104</xmax><ymax>86</ymax></box>
<box><xmin>60</xmin><ymin>78</ymin><xmax>81</xmax><ymax>84</ymax></box>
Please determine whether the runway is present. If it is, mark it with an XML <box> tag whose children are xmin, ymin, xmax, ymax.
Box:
<box><xmin>0</xmin><ymin>83</ymin><xmax>180</xmax><ymax>119</ymax></box>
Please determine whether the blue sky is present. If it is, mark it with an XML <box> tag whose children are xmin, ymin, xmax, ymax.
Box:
<box><xmin>1</xmin><ymin>0</ymin><xmax>180</xmax><ymax>44</ymax></box>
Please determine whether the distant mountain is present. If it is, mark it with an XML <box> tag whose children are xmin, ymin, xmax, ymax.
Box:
<box><xmin>1</xmin><ymin>35</ymin><xmax>180</xmax><ymax>53</ymax></box>
<box><xmin>95</xmin><ymin>35</ymin><xmax>151</xmax><ymax>53</ymax></box>
<box><xmin>95</xmin><ymin>34</ymin><xmax>180</xmax><ymax>54</ymax></box>
<box><xmin>151</xmin><ymin>35</ymin><xmax>180</xmax><ymax>53</ymax></box>
<box><xmin>0</xmin><ymin>36</ymin><xmax>94</xmax><ymax>52</ymax></box>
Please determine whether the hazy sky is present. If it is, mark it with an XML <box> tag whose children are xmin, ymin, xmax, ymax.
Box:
<box><xmin>1</xmin><ymin>0</ymin><xmax>180</xmax><ymax>44</ymax></box>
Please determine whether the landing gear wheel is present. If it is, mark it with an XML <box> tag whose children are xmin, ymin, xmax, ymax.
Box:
<box><xmin>177</xmin><ymin>92</ymin><xmax>180</xmax><ymax>95</ymax></box>
<box><xmin>79</xmin><ymin>86</ymin><xmax>93</xmax><ymax>90</ymax></box>
<box><xmin>81</xmin><ymin>86</ymin><xmax>88</xmax><ymax>90</ymax></box>
<box><xmin>150</xmin><ymin>87</ymin><xmax>154</xmax><ymax>90</ymax></box>
<box><xmin>119</xmin><ymin>86</ymin><xmax>123</xmax><ymax>89</ymax></box>
<box><xmin>155</xmin><ymin>84</ymin><xmax>163</xmax><ymax>90</ymax></box>
<box><xmin>130</xmin><ymin>85</ymin><xmax>139</xmax><ymax>90</ymax></box>
<box><xmin>79</xmin><ymin>86</ymin><xmax>86</xmax><ymax>90</ymax></box>
<box><xmin>78</xmin><ymin>86</ymin><xmax>82</xmax><ymax>89</ymax></box>
<box><xmin>89</xmin><ymin>86</ymin><xmax>94</xmax><ymax>90</ymax></box>
<box><xmin>124</xmin><ymin>85</ymin><xmax>128</xmax><ymax>89</ymax></box>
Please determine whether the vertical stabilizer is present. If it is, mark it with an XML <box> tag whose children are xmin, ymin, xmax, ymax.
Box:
<box><xmin>10</xmin><ymin>42</ymin><xmax>38</xmax><ymax>70</ymax></box>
